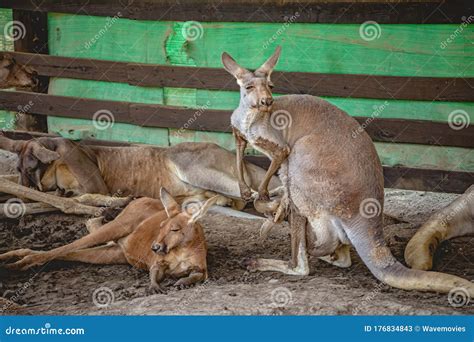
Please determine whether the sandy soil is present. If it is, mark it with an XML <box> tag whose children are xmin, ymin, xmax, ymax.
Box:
<box><xmin>0</xmin><ymin>150</ymin><xmax>472</xmax><ymax>315</ymax></box>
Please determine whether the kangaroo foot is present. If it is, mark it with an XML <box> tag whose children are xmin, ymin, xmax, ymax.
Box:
<box><xmin>318</xmin><ymin>244</ymin><xmax>352</xmax><ymax>268</ymax></box>
<box><xmin>4</xmin><ymin>252</ymin><xmax>48</xmax><ymax>271</ymax></box>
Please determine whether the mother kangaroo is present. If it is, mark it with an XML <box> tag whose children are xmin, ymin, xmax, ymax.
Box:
<box><xmin>222</xmin><ymin>46</ymin><xmax>474</xmax><ymax>296</ymax></box>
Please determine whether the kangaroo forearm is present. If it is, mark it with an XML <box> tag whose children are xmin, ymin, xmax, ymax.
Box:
<box><xmin>175</xmin><ymin>271</ymin><xmax>206</xmax><ymax>286</ymax></box>
<box><xmin>233</xmin><ymin>128</ymin><xmax>248</xmax><ymax>185</ymax></box>
<box><xmin>150</xmin><ymin>263</ymin><xmax>167</xmax><ymax>287</ymax></box>
<box><xmin>257</xmin><ymin>145</ymin><xmax>289</xmax><ymax>195</ymax></box>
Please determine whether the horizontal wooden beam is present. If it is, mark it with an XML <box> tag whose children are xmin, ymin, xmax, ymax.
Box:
<box><xmin>2</xmin><ymin>130</ymin><xmax>472</xmax><ymax>194</ymax></box>
<box><xmin>3</xmin><ymin>52</ymin><xmax>473</xmax><ymax>102</ymax></box>
<box><xmin>1</xmin><ymin>0</ymin><xmax>469</xmax><ymax>24</ymax></box>
<box><xmin>0</xmin><ymin>90</ymin><xmax>472</xmax><ymax>148</ymax></box>
<box><xmin>245</xmin><ymin>156</ymin><xmax>474</xmax><ymax>194</ymax></box>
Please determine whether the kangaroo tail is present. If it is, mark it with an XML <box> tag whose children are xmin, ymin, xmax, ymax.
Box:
<box><xmin>344</xmin><ymin>216</ymin><xmax>474</xmax><ymax>297</ymax></box>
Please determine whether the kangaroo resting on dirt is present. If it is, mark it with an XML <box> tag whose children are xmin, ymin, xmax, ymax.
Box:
<box><xmin>0</xmin><ymin>188</ymin><xmax>215</xmax><ymax>292</ymax></box>
<box><xmin>405</xmin><ymin>184</ymin><xmax>474</xmax><ymax>271</ymax></box>
<box><xmin>0</xmin><ymin>136</ymin><xmax>280</xmax><ymax>210</ymax></box>
<box><xmin>222</xmin><ymin>46</ymin><xmax>474</xmax><ymax>296</ymax></box>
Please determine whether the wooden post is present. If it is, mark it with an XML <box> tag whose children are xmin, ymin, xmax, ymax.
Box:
<box><xmin>11</xmin><ymin>10</ymin><xmax>49</xmax><ymax>132</ymax></box>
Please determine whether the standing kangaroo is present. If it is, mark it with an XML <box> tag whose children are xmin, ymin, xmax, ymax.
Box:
<box><xmin>222</xmin><ymin>46</ymin><xmax>474</xmax><ymax>296</ymax></box>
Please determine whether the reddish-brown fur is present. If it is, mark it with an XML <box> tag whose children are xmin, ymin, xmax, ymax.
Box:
<box><xmin>0</xmin><ymin>189</ymin><xmax>215</xmax><ymax>292</ymax></box>
<box><xmin>0</xmin><ymin>136</ymin><xmax>280</xmax><ymax>210</ymax></box>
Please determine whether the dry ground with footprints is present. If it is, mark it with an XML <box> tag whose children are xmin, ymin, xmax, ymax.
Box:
<box><xmin>0</xmin><ymin>150</ymin><xmax>472</xmax><ymax>315</ymax></box>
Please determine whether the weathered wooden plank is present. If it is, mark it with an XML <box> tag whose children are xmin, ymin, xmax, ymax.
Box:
<box><xmin>0</xmin><ymin>130</ymin><xmax>56</xmax><ymax>140</ymax></box>
<box><xmin>4</xmin><ymin>52</ymin><xmax>473</xmax><ymax>102</ymax></box>
<box><xmin>362</xmin><ymin>118</ymin><xmax>474</xmax><ymax>148</ymax></box>
<box><xmin>1</xmin><ymin>90</ymin><xmax>472</xmax><ymax>149</ymax></box>
<box><xmin>1</xmin><ymin>0</ymin><xmax>469</xmax><ymax>24</ymax></box>
<box><xmin>245</xmin><ymin>156</ymin><xmax>474</xmax><ymax>194</ymax></box>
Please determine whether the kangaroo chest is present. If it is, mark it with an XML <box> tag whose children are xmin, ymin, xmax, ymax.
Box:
<box><xmin>232</xmin><ymin>112</ymin><xmax>285</xmax><ymax>160</ymax></box>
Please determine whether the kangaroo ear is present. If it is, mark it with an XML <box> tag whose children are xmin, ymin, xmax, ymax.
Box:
<box><xmin>31</xmin><ymin>144</ymin><xmax>60</xmax><ymax>164</ymax></box>
<box><xmin>221</xmin><ymin>52</ymin><xmax>252</xmax><ymax>85</ymax></box>
<box><xmin>255</xmin><ymin>46</ymin><xmax>282</xmax><ymax>78</ymax></box>
<box><xmin>0</xmin><ymin>136</ymin><xmax>26</xmax><ymax>154</ymax></box>
<box><xmin>160</xmin><ymin>187</ymin><xmax>180</xmax><ymax>218</ymax></box>
<box><xmin>188</xmin><ymin>195</ymin><xmax>220</xmax><ymax>224</ymax></box>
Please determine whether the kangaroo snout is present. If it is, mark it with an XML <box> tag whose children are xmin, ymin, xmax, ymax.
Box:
<box><xmin>151</xmin><ymin>242</ymin><xmax>167</xmax><ymax>255</ymax></box>
<box><xmin>260</xmin><ymin>97</ymin><xmax>273</xmax><ymax>106</ymax></box>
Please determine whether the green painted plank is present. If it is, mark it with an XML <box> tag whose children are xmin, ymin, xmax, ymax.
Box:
<box><xmin>48</xmin><ymin>13</ymin><xmax>172</xmax><ymax>63</ymax></box>
<box><xmin>47</xmin><ymin>13</ymin><xmax>170</xmax><ymax>144</ymax></box>
<box><xmin>375</xmin><ymin>143</ymin><xmax>473</xmax><ymax>172</ymax></box>
<box><xmin>48</xmin><ymin>15</ymin><xmax>474</xmax><ymax>76</ymax></box>
<box><xmin>47</xmin><ymin>78</ymin><xmax>168</xmax><ymax>145</ymax></box>
<box><xmin>174</xmin><ymin>22</ymin><xmax>473</xmax><ymax>77</ymax></box>
<box><xmin>0</xmin><ymin>8</ymin><xmax>17</xmax><ymax>129</ymax></box>
<box><xmin>49</xmin><ymin>117</ymin><xmax>170</xmax><ymax>145</ymax></box>
<box><xmin>0</xmin><ymin>8</ymin><xmax>13</xmax><ymax>51</ymax></box>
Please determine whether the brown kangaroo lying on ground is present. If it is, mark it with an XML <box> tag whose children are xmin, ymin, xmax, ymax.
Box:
<box><xmin>0</xmin><ymin>188</ymin><xmax>215</xmax><ymax>292</ymax></box>
<box><xmin>0</xmin><ymin>136</ymin><xmax>280</xmax><ymax>210</ymax></box>
<box><xmin>222</xmin><ymin>46</ymin><xmax>474</xmax><ymax>296</ymax></box>
<box><xmin>405</xmin><ymin>184</ymin><xmax>474</xmax><ymax>271</ymax></box>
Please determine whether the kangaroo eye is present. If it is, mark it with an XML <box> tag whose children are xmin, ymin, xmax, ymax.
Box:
<box><xmin>171</xmin><ymin>226</ymin><xmax>181</xmax><ymax>232</ymax></box>
<box><xmin>245</xmin><ymin>85</ymin><xmax>254</xmax><ymax>90</ymax></box>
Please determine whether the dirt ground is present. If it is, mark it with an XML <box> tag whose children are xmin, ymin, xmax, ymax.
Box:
<box><xmin>0</xmin><ymin>151</ymin><xmax>472</xmax><ymax>315</ymax></box>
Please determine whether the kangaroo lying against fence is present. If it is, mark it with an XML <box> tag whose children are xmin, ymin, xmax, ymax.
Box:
<box><xmin>0</xmin><ymin>188</ymin><xmax>215</xmax><ymax>292</ymax></box>
<box><xmin>0</xmin><ymin>136</ymin><xmax>280</xmax><ymax>210</ymax></box>
<box><xmin>405</xmin><ymin>185</ymin><xmax>474</xmax><ymax>271</ymax></box>
<box><xmin>222</xmin><ymin>46</ymin><xmax>474</xmax><ymax>296</ymax></box>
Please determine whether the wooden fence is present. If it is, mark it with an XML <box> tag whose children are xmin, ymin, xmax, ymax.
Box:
<box><xmin>0</xmin><ymin>0</ymin><xmax>472</xmax><ymax>193</ymax></box>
